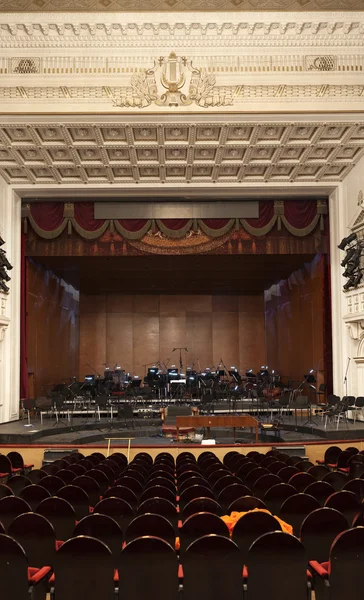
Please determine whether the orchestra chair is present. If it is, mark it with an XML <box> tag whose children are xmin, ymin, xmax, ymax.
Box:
<box><xmin>27</xmin><ymin>470</ymin><xmax>45</xmax><ymax>485</ymax></box>
<box><xmin>182</xmin><ymin>497</ymin><xmax>223</xmax><ymax>519</ymax></box>
<box><xmin>295</xmin><ymin>460</ymin><xmax>315</xmax><ymax>472</ymax></box>
<box><xmin>263</xmin><ymin>483</ymin><xmax>296</xmax><ymax>515</ymax></box>
<box><xmin>0</xmin><ymin>533</ymin><xmax>51</xmax><ymax>600</ymax></box>
<box><xmin>179</xmin><ymin>476</ymin><xmax>208</xmax><ymax>494</ymax></box>
<box><xmin>40</xmin><ymin>464</ymin><xmax>59</xmax><ymax>476</ymax></box>
<box><xmin>213</xmin><ymin>475</ymin><xmax>241</xmax><ymax>494</ymax></box>
<box><xmin>94</xmin><ymin>496</ymin><xmax>134</xmax><ymax>531</ymax></box>
<box><xmin>279</xmin><ymin>493</ymin><xmax>320</xmax><ymax>537</ymax></box>
<box><xmin>223</xmin><ymin>451</ymin><xmax>240</xmax><ymax>468</ymax></box>
<box><xmin>277</xmin><ymin>466</ymin><xmax>300</xmax><ymax>483</ymax></box>
<box><xmin>145</xmin><ymin>476</ymin><xmax>176</xmax><ymax>495</ymax></box>
<box><xmin>109</xmin><ymin>452</ymin><xmax>128</xmax><ymax>469</ymax></box>
<box><xmin>349</xmin><ymin>396</ymin><xmax>364</xmax><ymax>424</ymax></box>
<box><xmin>227</xmin><ymin>496</ymin><xmax>267</xmax><ymax>514</ymax></box>
<box><xmin>177</xmin><ymin>452</ymin><xmax>196</xmax><ymax>464</ymax></box>
<box><xmin>7</xmin><ymin>451</ymin><xmax>34</xmax><ymax>475</ymax></box>
<box><xmin>0</xmin><ymin>496</ymin><xmax>31</xmax><ymax>531</ymax></box>
<box><xmin>114</xmin><ymin>476</ymin><xmax>143</xmax><ymax>497</ymax></box>
<box><xmin>197</xmin><ymin>452</ymin><xmax>217</xmax><ymax>466</ymax></box>
<box><xmin>180</xmin><ymin>512</ymin><xmax>229</xmax><ymax>554</ymax></box>
<box><xmin>177</xmin><ymin>463</ymin><xmax>200</xmax><ymax>477</ymax></box>
<box><xmin>19</xmin><ymin>484</ymin><xmax>50</xmax><ymax>511</ymax></box>
<box><xmin>125</xmin><ymin>513</ymin><xmax>175</xmax><ymax>547</ymax></box>
<box><xmin>6</xmin><ymin>475</ymin><xmax>32</xmax><ymax>497</ymax></box>
<box><xmin>0</xmin><ymin>455</ymin><xmax>22</xmax><ymax>480</ymax></box>
<box><xmin>57</xmin><ymin>485</ymin><xmax>90</xmax><ymax>521</ymax></box>
<box><xmin>260</xmin><ymin>456</ymin><xmax>279</xmax><ymax>469</ymax></box>
<box><xmin>310</xmin><ymin>526</ymin><xmax>364</xmax><ymax>600</ymax></box>
<box><xmin>0</xmin><ymin>483</ymin><xmax>14</xmax><ymax>500</ymax></box>
<box><xmin>67</xmin><ymin>463</ymin><xmax>86</xmax><ymax>477</ymax></box>
<box><xmin>206</xmin><ymin>469</ymin><xmax>229</xmax><ymax>486</ymax></box>
<box><xmin>36</xmin><ymin>497</ymin><xmax>75</xmax><ymax>542</ymax></box>
<box><xmin>322</xmin><ymin>471</ymin><xmax>349</xmax><ymax>492</ymax></box>
<box><xmin>307</xmin><ymin>465</ymin><xmax>330</xmax><ymax>481</ymax></box>
<box><xmin>343</xmin><ymin>478</ymin><xmax>364</xmax><ymax>501</ymax></box>
<box><xmin>74</xmin><ymin>513</ymin><xmax>123</xmax><ymax>563</ymax></box>
<box><xmin>179</xmin><ymin>485</ymin><xmax>214</xmax><ymax>510</ymax></box>
<box><xmin>94</xmin><ymin>463</ymin><xmax>115</xmax><ymax>484</ymax></box>
<box><xmin>8</xmin><ymin>512</ymin><xmax>56</xmax><ymax>569</ymax></box>
<box><xmin>246</xmin><ymin>531</ymin><xmax>308</xmax><ymax>600</ymax></box>
<box><xmin>232</xmin><ymin>510</ymin><xmax>281</xmax><ymax>563</ymax></box>
<box><xmin>303</xmin><ymin>481</ymin><xmax>335</xmax><ymax>507</ymax></box>
<box><xmin>289</xmin><ymin>472</ymin><xmax>316</xmax><ymax>493</ymax></box>
<box><xmin>53</xmin><ymin>536</ymin><xmax>115</xmax><ymax>600</ymax></box>
<box><xmin>104</xmin><ymin>485</ymin><xmax>138</xmax><ymax>509</ymax></box>
<box><xmin>336</xmin><ymin>449</ymin><xmax>359</xmax><ymax>473</ymax></box>
<box><xmin>182</xmin><ymin>534</ymin><xmax>242</xmax><ymax>600</ymax></box>
<box><xmin>155</xmin><ymin>452</ymin><xmax>175</xmax><ymax>465</ymax></box>
<box><xmin>267</xmin><ymin>461</ymin><xmax>287</xmax><ymax>475</ymax></box>
<box><xmin>137</xmin><ymin>498</ymin><xmax>177</xmax><ymax>529</ymax></box>
<box><xmin>236</xmin><ymin>461</ymin><xmax>258</xmax><ymax>480</ymax></box>
<box><xmin>117</xmin><ymin>536</ymin><xmax>178</xmax><ymax>600</ymax></box>
<box><xmin>232</xmin><ymin>456</ymin><xmax>250</xmax><ymax>473</ymax></box>
<box><xmin>148</xmin><ymin>469</ymin><xmax>175</xmax><ymax>484</ymax></box>
<box><xmin>245</xmin><ymin>468</ymin><xmax>270</xmax><ymax>488</ymax></box>
<box><xmin>316</xmin><ymin>445</ymin><xmax>341</xmax><ymax>467</ymax></box>
<box><xmin>72</xmin><ymin>475</ymin><xmax>101</xmax><ymax>508</ymax></box>
<box><xmin>253</xmin><ymin>474</ymin><xmax>281</xmax><ymax>500</ymax></box>
<box><xmin>205</xmin><ymin>462</ymin><xmax>228</xmax><ymax>479</ymax></box>
<box><xmin>121</xmin><ymin>466</ymin><xmax>145</xmax><ymax>484</ymax></box>
<box><xmin>132</xmin><ymin>452</ymin><xmax>151</xmax><ymax>465</ymax></box>
<box><xmin>286</xmin><ymin>456</ymin><xmax>303</xmax><ymax>467</ymax></box>
<box><xmin>56</xmin><ymin>470</ymin><xmax>76</xmax><ymax>486</ymax></box>
<box><xmin>140</xmin><ymin>485</ymin><xmax>176</xmax><ymax>505</ymax></box>
<box><xmin>37</xmin><ymin>476</ymin><xmax>64</xmax><ymax>497</ymax></box>
<box><xmin>324</xmin><ymin>490</ymin><xmax>361</xmax><ymax>525</ymax></box>
<box><xmin>300</xmin><ymin>507</ymin><xmax>348</xmax><ymax>563</ymax></box>
<box><xmin>77</xmin><ymin>458</ymin><xmax>94</xmax><ymax>472</ymax></box>
<box><xmin>84</xmin><ymin>455</ymin><xmax>100</xmax><ymax>467</ymax></box>
<box><xmin>102</xmin><ymin>457</ymin><xmax>125</xmax><ymax>478</ymax></box>
<box><xmin>217</xmin><ymin>483</ymin><xmax>251</xmax><ymax>512</ymax></box>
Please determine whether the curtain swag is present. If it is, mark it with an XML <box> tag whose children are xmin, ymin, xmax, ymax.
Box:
<box><xmin>22</xmin><ymin>200</ymin><xmax>327</xmax><ymax>241</ymax></box>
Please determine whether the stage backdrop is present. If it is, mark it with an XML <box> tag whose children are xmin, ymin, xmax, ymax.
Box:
<box><xmin>79</xmin><ymin>293</ymin><xmax>266</xmax><ymax>380</ymax></box>
<box><xmin>27</xmin><ymin>259</ymin><xmax>80</xmax><ymax>397</ymax></box>
<box><xmin>265</xmin><ymin>255</ymin><xmax>326</xmax><ymax>393</ymax></box>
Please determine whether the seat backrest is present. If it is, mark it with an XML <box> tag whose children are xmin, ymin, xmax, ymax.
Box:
<box><xmin>7</xmin><ymin>452</ymin><xmax>24</xmax><ymax>470</ymax></box>
<box><xmin>247</xmin><ymin>531</ymin><xmax>308</xmax><ymax>600</ymax></box>
<box><xmin>182</xmin><ymin>497</ymin><xmax>223</xmax><ymax>519</ymax></box>
<box><xmin>137</xmin><ymin>498</ymin><xmax>177</xmax><ymax>526</ymax></box>
<box><xmin>19</xmin><ymin>483</ymin><xmax>50</xmax><ymax>511</ymax></box>
<box><xmin>300</xmin><ymin>507</ymin><xmax>348</xmax><ymax>562</ymax></box>
<box><xmin>0</xmin><ymin>534</ymin><xmax>30</xmax><ymax>599</ymax></box>
<box><xmin>180</xmin><ymin>512</ymin><xmax>229</xmax><ymax>552</ymax></box>
<box><xmin>74</xmin><ymin>513</ymin><xmax>123</xmax><ymax>559</ymax></box>
<box><xmin>183</xmin><ymin>534</ymin><xmax>242</xmax><ymax>600</ymax></box>
<box><xmin>39</xmin><ymin>475</ymin><xmax>65</xmax><ymax>496</ymax></box>
<box><xmin>6</xmin><ymin>475</ymin><xmax>32</xmax><ymax>496</ymax></box>
<box><xmin>125</xmin><ymin>513</ymin><xmax>175</xmax><ymax>546</ymax></box>
<box><xmin>279</xmin><ymin>493</ymin><xmax>320</xmax><ymax>536</ymax></box>
<box><xmin>289</xmin><ymin>472</ymin><xmax>315</xmax><ymax>493</ymax></box>
<box><xmin>57</xmin><ymin>485</ymin><xmax>90</xmax><ymax>521</ymax></box>
<box><xmin>304</xmin><ymin>481</ymin><xmax>335</xmax><ymax>506</ymax></box>
<box><xmin>322</xmin><ymin>471</ymin><xmax>349</xmax><ymax>491</ymax></box>
<box><xmin>0</xmin><ymin>455</ymin><xmax>12</xmax><ymax>476</ymax></box>
<box><xmin>329</xmin><ymin>527</ymin><xmax>364</xmax><ymax>600</ymax></box>
<box><xmin>263</xmin><ymin>483</ymin><xmax>296</xmax><ymax>515</ymax></box>
<box><xmin>94</xmin><ymin>496</ymin><xmax>134</xmax><ymax>530</ymax></box>
<box><xmin>37</xmin><ymin>496</ymin><xmax>75</xmax><ymax>541</ymax></box>
<box><xmin>118</xmin><ymin>536</ymin><xmax>178</xmax><ymax>600</ymax></box>
<box><xmin>72</xmin><ymin>475</ymin><xmax>101</xmax><ymax>507</ymax></box>
<box><xmin>54</xmin><ymin>536</ymin><xmax>115</xmax><ymax>600</ymax></box>
<box><xmin>8</xmin><ymin>512</ymin><xmax>56</xmax><ymax>568</ymax></box>
<box><xmin>324</xmin><ymin>490</ymin><xmax>361</xmax><ymax>525</ymax></box>
<box><xmin>232</xmin><ymin>510</ymin><xmax>282</xmax><ymax>562</ymax></box>
<box><xmin>0</xmin><ymin>495</ymin><xmax>31</xmax><ymax>531</ymax></box>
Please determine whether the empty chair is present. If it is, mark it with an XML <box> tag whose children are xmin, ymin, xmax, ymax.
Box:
<box><xmin>27</xmin><ymin>469</ymin><xmax>45</xmax><ymax>485</ymax></box>
<box><xmin>245</xmin><ymin>468</ymin><xmax>270</xmax><ymax>488</ymax></box>
<box><xmin>304</xmin><ymin>481</ymin><xmax>335</xmax><ymax>507</ymax></box>
<box><xmin>263</xmin><ymin>483</ymin><xmax>296</xmax><ymax>515</ymax></box>
<box><xmin>260</xmin><ymin>456</ymin><xmax>278</xmax><ymax>469</ymax></box>
<box><xmin>125</xmin><ymin>514</ymin><xmax>175</xmax><ymax>547</ymax></box>
<box><xmin>94</xmin><ymin>497</ymin><xmax>134</xmax><ymax>531</ymax></box>
<box><xmin>134</xmin><ymin>452</ymin><xmax>152</xmax><ymax>464</ymax></box>
<box><xmin>56</xmin><ymin>470</ymin><xmax>77</xmax><ymax>485</ymax></box>
<box><xmin>54</xmin><ymin>536</ymin><xmax>115</xmax><ymax>600</ymax></box>
<box><xmin>38</xmin><ymin>475</ymin><xmax>64</xmax><ymax>496</ymax></box>
<box><xmin>93</xmin><ymin>463</ymin><xmax>114</xmax><ymax>484</ymax></box>
<box><xmin>183</xmin><ymin>535</ymin><xmax>242</xmax><ymax>600</ymax></box>
<box><xmin>289</xmin><ymin>472</ymin><xmax>315</xmax><ymax>493</ymax></box>
<box><xmin>268</xmin><ymin>461</ymin><xmax>287</xmax><ymax>475</ymax></box>
<box><xmin>277</xmin><ymin>466</ymin><xmax>300</xmax><ymax>483</ymax></box>
<box><xmin>179</xmin><ymin>485</ymin><xmax>214</xmax><ymax>509</ymax></box>
<box><xmin>140</xmin><ymin>486</ymin><xmax>176</xmax><ymax>505</ymax></box>
<box><xmin>138</xmin><ymin>498</ymin><xmax>177</xmax><ymax>527</ymax></box>
<box><xmin>343</xmin><ymin>478</ymin><xmax>364</xmax><ymax>501</ymax></box>
<box><xmin>7</xmin><ymin>451</ymin><xmax>33</xmax><ymax>474</ymax></box>
<box><xmin>177</xmin><ymin>452</ymin><xmax>195</xmax><ymax>463</ymax></box>
<box><xmin>115</xmin><ymin>476</ymin><xmax>143</xmax><ymax>496</ymax></box>
<box><xmin>307</xmin><ymin>465</ymin><xmax>330</xmax><ymax>481</ymax></box>
<box><xmin>246</xmin><ymin>531</ymin><xmax>308</xmax><ymax>600</ymax></box>
<box><xmin>322</xmin><ymin>471</ymin><xmax>349</xmax><ymax>491</ymax></box>
<box><xmin>72</xmin><ymin>475</ymin><xmax>101</xmax><ymax>508</ymax></box>
<box><xmin>37</xmin><ymin>496</ymin><xmax>76</xmax><ymax>541</ymax></box>
<box><xmin>19</xmin><ymin>484</ymin><xmax>50</xmax><ymax>511</ymax></box>
<box><xmin>6</xmin><ymin>475</ymin><xmax>31</xmax><ymax>496</ymax></box>
<box><xmin>40</xmin><ymin>464</ymin><xmax>60</xmax><ymax>476</ymax></box>
<box><xmin>146</xmin><ymin>477</ymin><xmax>176</xmax><ymax>495</ymax></box>
<box><xmin>68</xmin><ymin>464</ymin><xmax>86</xmax><ymax>477</ymax></box>
<box><xmin>57</xmin><ymin>485</ymin><xmax>90</xmax><ymax>521</ymax></box>
<box><xmin>295</xmin><ymin>461</ymin><xmax>315</xmax><ymax>472</ymax></box>
<box><xmin>74</xmin><ymin>513</ymin><xmax>123</xmax><ymax>560</ymax></box>
<box><xmin>279</xmin><ymin>493</ymin><xmax>320</xmax><ymax>536</ymax></box>
<box><xmin>118</xmin><ymin>536</ymin><xmax>178</xmax><ymax>600</ymax></box>
<box><xmin>8</xmin><ymin>512</ymin><xmax>56</xmax><ymax>568</ymax></box>
<box><xmin>104</xmin><ymin>485</ymin><xmax>137</xmax><ymax>508</ymax></box>
<box><xmin>87</xmin><ymin>469</ymin><xmax>109</xmax><ymax>497</ymax></box>
<box><xmin>0</xmin><ymin>484</ymin><xmax>13</xmax><ymax>499</ymax></box>
<box><xmin>232</xmin><ymin>510</ymin><xmax>282</xmax><ymax>562</ymax></box>
<box><xmin>316</xmin><ymin>445</ymin><xmax>342</xmax><ymax>467</ymax></box>
<box><xmin>149</xmin><ymin>470</ymin><xmax>175</xmax><ymax>484</ymax></box>
<box><xmin>207</xmin><ymin>470</ymin><xmax>230</xmax><ymax>486</ymax></box>
<box><xmin>253</xmin><ymin>474</ymin><xmax>281</xmax><ymax>500</ymax></box>
<box><xmin>0</xmin><ymin>496</ymin><xmax>31</xmax><ymax>531</ymax></box>
<box><xmin>236</xmin><ymin>462</ymin><xmax>257</xmax><ymax>479</ymax></box>
<box><xmin>286</xmin><ymin>456</ymin><xmax>304</xmax><ymax>467</ymax></box>
<box><xmin>324</xmin><ymin>490</ymin><xmax>361</xmax><ymax>525</ymax></box>
<box><xmin>109</xmin><ymin>453</ymin><xmax>128</xmax><ymax>468</ymax></box>
<box><xmin>180</xmin><ymin>512</ymin><xmax>229</xmax><ymax>553</ymax></box>
<box><xmin>182</xmin><ymin>497</ymin><xmax>223</xmax><ymax>519</ymax></box>
<box><xmin>300</xmin><ymin>507</ymin><xmax>348</xmax><ymax>562</ymax></box>
<box><xmin>227</xmin><ymin>496</ymin><xmax>267</xmax><ymax>514</ymax></box>
<box><xmin>217</xmin><ymin>484</ymin><xmax>251</xmax><ymax>512</ymax></box>
<box><xmin>179</xmin><ymin>477</ymin><xmax>209</xmax><ymax>494</ymax></box>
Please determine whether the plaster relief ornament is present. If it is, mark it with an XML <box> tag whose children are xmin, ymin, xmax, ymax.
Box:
<box><xmin>113</xmin><ymin>51</ymin><xmax>233</xmax><ymax>109</ymax></box>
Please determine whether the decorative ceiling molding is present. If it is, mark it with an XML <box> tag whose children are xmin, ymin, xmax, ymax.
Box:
<box><xmin>0</xmin><ymin>119</ymin><xmax>363</xmax><ymax>186</ymax></box>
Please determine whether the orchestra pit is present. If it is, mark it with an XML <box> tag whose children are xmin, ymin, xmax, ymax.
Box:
<box><xmin>0</xmin><ymin>3</ymin><xmax>364</xmax><ymax>599</ymax></box>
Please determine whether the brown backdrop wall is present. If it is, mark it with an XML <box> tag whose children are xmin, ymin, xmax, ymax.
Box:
<box><xmin>79</xmin><ymin>294</ymin><xmax>266</xmax><ymax>379</ymax></box>
<box><xmin>264</xmin><ymin>255</ymin><xmax>326</xmax><ymax>393</ymax></box>
<box><xmin>27</xmin><ymin>259</ymin><xmax>80</xmax><ymax>397</ymax></box>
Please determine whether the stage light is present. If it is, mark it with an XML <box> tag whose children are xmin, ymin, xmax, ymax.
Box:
<box><xmin>272</xmin><ymin>370</ymin><xmax>275</xmax><ymax>374</ymax></box>
<box><xmin>338</xmin><ymin>232</ymin><xmax>357</xmax><ymax>250</ymax></box>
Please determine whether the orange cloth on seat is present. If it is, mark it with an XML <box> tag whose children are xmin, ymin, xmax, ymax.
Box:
<box><xmin>221</xmin><ymin>508</ymin><xmax>293</xmax><ymax>535</ymax></box>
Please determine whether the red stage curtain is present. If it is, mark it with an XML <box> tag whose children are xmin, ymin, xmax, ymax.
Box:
<box><xmin>20</xmin><ymin>232</ymin><xmax>28</xmax><ymax>399</ymax></box>
<box><xmin>244</xmin><ymin>201</ymin><xmax>274</xmax><ymax>226</ymax></box>
<box><xmin>74</xmin><ymin>202</ymin><xmax>106</xmax><ymax>231</ymax></box>
<box><xmin>201</xmin><ymin>219</ymin><xmax>231</xmax><ymax>229</ymax></box>
<box><xmin>117</xmin><ymin>219</ymin><xmax>150</xmax><ymax>232</ymax></box>
<box><xmin>30</xmin><ymin>202</ymin><xmax>64</xmax><ymax>231</ymax></box>
<box><xmin>159</xmin><ymin>219</ymin><xmax>190</xmax><ymax>230</ymax></box>
<box><xmin>284</xmin><ymin>200</ymin><xmax>318</xmax><ymax>228</ymax></box>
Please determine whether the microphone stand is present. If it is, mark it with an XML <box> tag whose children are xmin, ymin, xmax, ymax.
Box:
<box><xmin>344</xmin><ymin>357</ymin><xmax>350</xmax><ymax>397</ymax></box>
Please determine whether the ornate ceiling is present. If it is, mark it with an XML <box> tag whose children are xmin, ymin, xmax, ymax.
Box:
<box><xmin>0</xmin><ymin>0</ymin><xmax>362</xmax><ymax>11</ymax></box>
<box><xmin>0</xmin><ymin>119</ymin><xmax>363</xmax><ymax>186</ymax></box>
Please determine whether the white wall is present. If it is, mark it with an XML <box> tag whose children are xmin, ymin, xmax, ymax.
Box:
<box><xmin>330</xmin><ymin>155</ymin><xmax>364</xmax><ymax>398</ymax></box>
<box><xmin>0</xmin><ymin>179</ymin><xmax>21</xmax><ymax>422</ymax></box>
